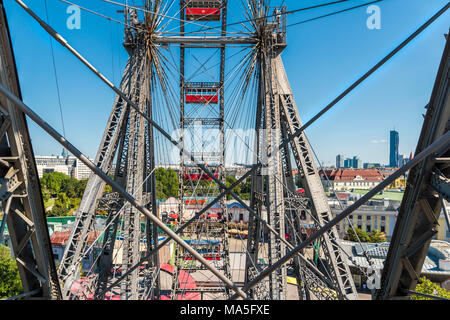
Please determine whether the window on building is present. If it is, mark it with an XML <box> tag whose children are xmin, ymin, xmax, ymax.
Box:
<box><xmin>380</xmin><ymin>225</ymin><xmax>385</xmax><ymax>233</ymax></box>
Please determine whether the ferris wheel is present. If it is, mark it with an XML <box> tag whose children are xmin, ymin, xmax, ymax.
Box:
<box><xmin>0</xmin><ymin>0</ymin><xmax>448</xmax><ymax>301</ymax></box>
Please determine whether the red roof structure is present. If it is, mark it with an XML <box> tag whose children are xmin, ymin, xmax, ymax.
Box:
<box><xmin>50</xmin><ymin>231</ymin><xmax>71</xmax><ymax>245</ymax></box>
<box><xmin>320</xmin><ymin>169</ymin><xmax>383</xmax><ymax>182</ymax></box>
<box><xmin>50</xmin><ymin>230</ymin><xmax>100</xmax><ymax>246</ymax></box>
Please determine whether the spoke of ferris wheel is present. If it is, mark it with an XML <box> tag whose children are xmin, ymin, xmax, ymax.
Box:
<box><xmin>229</xmin><ymin>130</ymin><xmax>450</xmax><ymax>300</ymax></box>
<box><xmin>0</xmin><ymin>82</ymin><xmax>248</xmax><ymax>300</ymax></box>
<box><xmin>221</xmin><ymin>0</ymin><xmax>450</xmax><ymax>184</ymax></box>
<box><xmin>57</xmin><ymin>0</ymin><xmax>146</xmax><ymax>31</ymax></box>
<box><xmin>271</xmin><ymin>69</ymin><xmax>376</xmax><ymax>272</ymax></box>
<box><xmin>157</xmin><ymin>0</ymin><xmax>449</xmax><ymax>223</ymax></box>
<box><xmin>159</xmin><ymin>1</ymin><xmax>253</xmax><ymax>36</ymax></box>
<box><xmin>103</xmin><ymin>162</ymin><xmax>335</xmax><ymax>297</ymax></box>
<box><xmin>19</xmin><ymin>0</ymin><xmax>445</xmax><ymax>297</ymax></box>
<box><xmin>69</xmin><ymin>167</ymin><xmax>159</xmax><ymax>296</ymax></box>
<box><xmin>12</xmin><ymin>0</ymin><xmax>239</xmax><ymax>197</ymax></box>
<box><xmin>101</xmin><ymin>0</ymin><xmax>244</xmax><ymax>36</ymax></box>
<box><xmin>276</xmin><ymin>173</ymin><xmax>370</xmax><ymax>279</ymax></box>
<box><xmin>97</xmin><ymin>160</ymin><xmax>257</xmax><ymax>295</ymax></box>
<box><xmin>278</xmin><ymin>2</ymin><xmax>450</xmax><ymax>154</ymax></box>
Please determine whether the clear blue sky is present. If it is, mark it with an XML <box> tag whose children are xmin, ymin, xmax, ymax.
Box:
<box><xmin>3</xmin><ymin>0</ymin><xmax>450</xmax><ymax>166</ymax></box>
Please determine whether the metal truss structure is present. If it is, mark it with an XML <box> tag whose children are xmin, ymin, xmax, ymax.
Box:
<box><xmin>57</xmin><ymin>14</ymin><xmax>161</xmax><ymax>300</ymax></box>
<box><xmin>0</xmin><ymin>0</ymin><xmax>449</xmax><ymax>301</ymax></box>
<box><xmin>171</xmin><ymin>0</ymin><xmax>232</xmax><ymax>300</ymax></box>
<box><xmin>0</xmin><ymin>1</ymin><xmax>60</xmax><ymax>299</ymax></box>
<box><xmin>375</xmin><ymin>31</ymin><xmax>450</xmax><ymax>300</ymax></box>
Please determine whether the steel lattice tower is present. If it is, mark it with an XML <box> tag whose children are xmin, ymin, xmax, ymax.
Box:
<box><xmin>170</xmin><ymin>0</ymin><xmax>232</xmax><ymax>300</ymax></box>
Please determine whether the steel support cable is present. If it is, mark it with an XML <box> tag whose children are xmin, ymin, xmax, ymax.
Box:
<box><xmin>223</xmin><ymin>59</ymin><xmax>259</xmax><ymax>157</ymax></box>
<box><xmin>229</xmin><ymin>131</ymin><xmax>450</xmax><ymax>299</ymax></box>
<box><xmin>156</xmin><ymin>43</ymin><xmax>254</xmax><ymax>139</ymax></box>
<box><xmin>182</xmin><ymin>49</ymin><xmax>252</xmax><ymax>122</ymax></box>
<box><xmin>286</xmin><ymin>0</ymin><xmax>383</xmax><ymax>28</ymax></box>
<box><xmin>279</xmin><ymin>2</ymin><xmax>450</xmax><ymax>154</ymax></box>
<box><xmin>71</xmin><ymin>167</ymin><xmax>158</xmax><ymax>299</ymax></box>
<box><xmin>151</xmin><ymin>0</ymin><xmax>178</xmax><ymax>31</ymax></box>
<box><xmin>19</xmin><ymin>0</ymin><xmax>443</xmax><ymax>296</ymax></box>
<box><xmin>281</xmin><ymin>201</ymin><xmax>338</xmax><ymax>289</ymax></box>
<box><xmin>58</xmin><ymin>0</ymin><xmax>146</xmax><ymax>31</ymax></box>
<box><xmin>148</xmin><ymin>46</ymin><xmax>180</xmax><ymax>131</ymax></box>
<box><xmin>44</xmin><ymin>0</ymin><xmax>67</xmax><ymax>149</ymax></box>
<box><xmin>161</xmin><ymin>3</ymin><xmax>253</xmax><ymax>37</ymax></box>
<box><xmin>176</xmin><ymin>0</ymin><xmax>359</xmax><ymax>36</ymax></box>
<box><xmin>281</xmin><ymin>181</ymin><xmax>364</xmax><ymax>294</ymax></box>
<box><xmin>157</xmin><ymin>1</ymin><xmax>450</xmax><ymax>227</ymax></box>
<box><xmin>161</xmin><ymin>0</ymin><xmax>253</xmax><ymax>36</ymax></box>
<box><xmin>307</xmin><ymin>137</ymin><xmax>374</xmax><ymax>275</ymax></box>
<box><xmin>176</xmin><ymin>46</ymin><xmax>258</xmax><ymax>155</ymax></box>
<box><xmin>15</xmin><ymin>0</ymin><xmax>223</xmax><ymax>197</ymax></box>
<box><xmin>0</xmin><ymin>82</ymin><xmax>247</xmax><ymax>300</ymax></box>
<box><xmin>8</xmin><ymin>5</ymin><xmax>236</xmax><ymax>295</ymax></box>
<box><xmin>101</xmin><ymin>0</ymin><xmax>245</xmax><ymax>36</ymax></box>
<box><xmin>103</xmin><ymin>155</ymin><xmax>332</xmax><ymax>297</ymax></box>
<box><xmin>103</xmin><ymin>167</ymin><xmax>257</xmax><ymax>296</ymax></box>
<box><xmin>108</xmin><ymin>16</ymin><xmax>116</xmax><ymax>83</ymax></box>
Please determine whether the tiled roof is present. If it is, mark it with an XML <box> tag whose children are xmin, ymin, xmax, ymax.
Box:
<box><xmin>320</xmin><ymin>169</ymin><xmax>383</xmax><ymax>182</ymax></box>
<box><xmin>50</xmin><ymin>230</ymin><xmax>101</xmax><ymax>246</ymax></box>
<box><xmin>50</xmin><ymin>231</ymin><xmax>70</xmax><ymax>245</ymax></box>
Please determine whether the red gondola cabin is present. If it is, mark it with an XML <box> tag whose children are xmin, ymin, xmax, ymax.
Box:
<box><xmin>186</xmin><ymin>0</ymin><xmax>221</xmax><ymax>21</ymax></box>
<box><xmin>184</xmin><ymin>168</ymin><xmax>219</xmax><ymax>181</ymax></box>
<box><xmin>185</xmin><ymin>82</ymin><xmax>219</xmax><ymax>104</ymax></box>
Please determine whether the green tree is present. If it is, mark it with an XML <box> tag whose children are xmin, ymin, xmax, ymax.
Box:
<box><xmin>0</xmin><ymin>245</ymin><xmax>22</xmax><ymax>299</ymax></box>
<box><xmin>225</xmin><ymin>175</ymin><xmax>241</xmax><ymax>200</ymax></box>
<box><xmin>41</xmin><ymin>171</ymin><xmax>68</xmax><ymax>195</ymax></box>
<box><xmin>345</xmin><ymin>228</ymin><xmax>371</xmax><ymax>242</ymax></box>
<box><xmin>235</xmin><ymin>178</ymin><xmax>251</xmax><ymax>200</ymax></box>
<box><xmin>62</xmin><ymin>178</ymin><xmax>77</xmax><ymax>198</ymax></box>
<box><xmin>103</xmin><ymin>184</ymin><xmax>113</xmax><ymax>194</ymax></box>
<box><xmin>47</xmin><ymin>206</ymin><xmax>68</xmax><ymax>217</ymax></box>
<box><xmin>47</xmin><ymin>192</ymin><xmax>71</xmax><ymax>217</ymax></box>
<box><xmin>295</xmin><ymin>175</ymin><xmax>302</xmax><ymax>189</ymax></box>
<box><xmin>412</xmin><ymin>277</ymin><xmax>450</xmax><ymax>300</ymax></box>
<box><xmin>40</xmin><ymin>172</ymin><xmax>89</xmax><ymax>216</ymax></box>
<box><xmin>155</xmin><ymin>168</ymin><xmax>179</xmax><ymax>199</ymax></box>
<box><xmin>368</xmin><ymin>230</ymin><xmax>385</xmax><ymax>243</ymax></box>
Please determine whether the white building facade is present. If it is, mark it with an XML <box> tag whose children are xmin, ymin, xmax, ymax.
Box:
<box><xmin>36</xmin><ymin>155</ymin><xmax>93</xmax><ymax>180</ymax></box>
